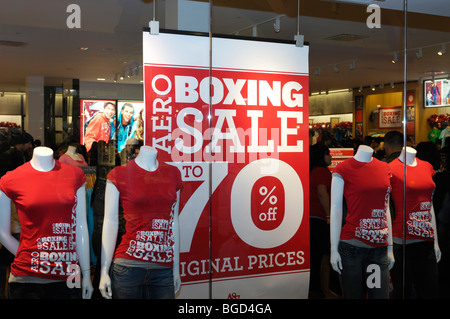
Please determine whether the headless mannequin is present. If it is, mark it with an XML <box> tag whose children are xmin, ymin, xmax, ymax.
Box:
<box><xmin>330</xmin><ymin>145</ymin><xmax>394</xmax><ymax>274</ymax></box>
<box><xmin>59</xmin><ymin>145</ymin><xmax>87</xmax><ymax>167</ymax></box>
<box><xmin>65</xmin><ymin>145</ymin><xmax>83</xmax><ymax>161</ymax></box>
<box><xmin>99</xmin><ymin>145</ymin><xmax>181</xmax><ymax>299</ymax></box>
<box><xmin>396</xmin><ymin>146</ymin><xmax>441</xmax><ymax>262</ymax></box>
<box><xmin>0</xmin><ymin>146</ymin><xmax>93</xmax><ymax>298</ymax></box>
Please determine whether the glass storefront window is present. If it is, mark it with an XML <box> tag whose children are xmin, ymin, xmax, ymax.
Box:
<box><xmin>0</xmin><ymin>0</ymin><xmax>449</xmax><ymax>301</ymax></box>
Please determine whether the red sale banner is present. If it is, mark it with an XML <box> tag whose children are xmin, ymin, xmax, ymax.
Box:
<box><xmin>378</xmin><ymin>106</ymin><xmax>402</xmax><ymax>129</ymax></box>
<box><xmin>143</xmin><ymin>31</ymin><xmax>309</xmax><ymax>298</ymax></box>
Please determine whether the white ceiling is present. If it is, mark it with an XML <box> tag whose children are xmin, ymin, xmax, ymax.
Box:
<box><xmin>0</xmin><ymin>0</ymin><xmax>449</xmax><ymax>93</ymax></box>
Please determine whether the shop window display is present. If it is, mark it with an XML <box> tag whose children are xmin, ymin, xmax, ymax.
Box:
<box><xmin>0</xmin><ymin>0</ymin><xmax>449</xmax><ymax>302</ymax></box>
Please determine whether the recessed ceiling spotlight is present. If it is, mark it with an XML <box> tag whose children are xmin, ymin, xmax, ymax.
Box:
<box><xmin>97</xmin><ymin>78</ymin><xmax>106</xmax><ymax>81</ymax></box>
<box><xmin>391</xmin><ymin>52</ymin><xmax>398</xmax><ymax>64</ymax></box>
<box><xmin>438</xmin><ymin>44</ymin><xmax>446</xmax><ymax>56</ymax></box>
<box><xmin>79</xmin><ymin>47</ymin><xmax>89</xmax><ymax>51</ymax></box>
<box><xmin>416</xmin><ymin>48</ymin><xmax>423</xmax><ymax>59</ymax></box>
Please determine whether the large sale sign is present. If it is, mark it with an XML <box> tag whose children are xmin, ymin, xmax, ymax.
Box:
<box><xmin>143</xmin><ymin>31</ymin><xmax>309</xmax><ymax>298</ymax></box>
<box><xmin>378</xmin><ymin>106</ymin><xmax>402</xmax><ymax>129</ymax></box>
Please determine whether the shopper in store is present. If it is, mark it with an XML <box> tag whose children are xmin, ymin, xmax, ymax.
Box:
<box><xmin>416</xmin><ymin>141</ymin><xmax>440</xmax><ymax>171</ymax></box>
<box><xmin>0</xmin><ymin>132</ymin><xmax>34</xmax><ymax>176</ymax></box>
<box><xmin>388</xmin><ymin>146</ymin><xmax>440</xmax><ymax>299</ymax></box>
<box><xmin>0</xmin><ymin>132</ymin><xmax>33</xmax><ymax>298</ymax></box>
<box><xmin>308</xmin><ymin>143</ymin><xmax>334</xmax><ymax>299</ymax></box>
<box><xmin>330</xmin><ymin>144</ymin><xmax>393</xmax><ymax>299</ymax></box>
<box><xmin>99</xmin><ymin>146</ymin><xmax>182</xmax><ymax>299</ymax></box>
<box><xmin>0</xmin><ymin>146</ymin><xmax>93</xmax><ymax>299</ymax></box>
<box><xmin>433</xmin><ymin>145</ymin><xmax>450</xmax><ymax>297</ymax></box>
<box><xmin>84</xmin><ymin>101</ymin><xmax>116</xmax><ymax>152</ymax></box>
<box><xmin>383</xmin><ymin>130</ymin><xmax>403</xmax><ymax>163</ymax></box>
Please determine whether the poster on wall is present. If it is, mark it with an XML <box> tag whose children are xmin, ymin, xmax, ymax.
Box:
<box><xmin>80</xmin><ymin>99</ymin><xmax>116</xmax><ymax>151</ymax></box>
<box><xmin>115</xmin><ymin>101</ymin><xmax>145</xmax><ymax>152</ymax></box>
<box><xmin>80</xmin><ymin>99</ymin><xmax>145</xmax><ymax>153</ymax></box>
<box><xmin>143</xmin><ymin>30</ymin><xmax>309</xmax><ymax>299</ymax></box>
<box><xmin>424</xmin><ymin>78</ymin><xmax>450</xmax><ymax>107</ymax></box>
<box><xmin>378</xmin><ymin>106</ymin><xmax>402</xmax><ymax>129</ymax></box>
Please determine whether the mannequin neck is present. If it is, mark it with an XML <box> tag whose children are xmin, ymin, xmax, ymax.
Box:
<box><xmin>65</xmin><ymin>145</ymin><xmax>81</xmax><ymax>160</ymax></box>
<box><xmin>353</xmin><ymin>145</ymin><xmax>373</xmax><ymax>163</ymax></box>
<box><xmin>66</xmin><ymin>145</ymin><xmax>77</xmax><ymax>155</ymax></box>
<box><xmin>134</xmin><ymin>146</ymin><xmax>158</xmax><ymax>171</ymax></box>
<box><xmin>398</xmin><ymin>146</ymin><xmax>417</xmax><ymax>166</ymax></box>
<box><xmin>30</xmin><ymin>147</ymin><xmax>55</xmax><ymax>172</ymax></box>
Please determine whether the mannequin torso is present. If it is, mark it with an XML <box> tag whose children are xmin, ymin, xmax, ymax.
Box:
<box><xmin>0</xmin><ymin>146</ymin><xmax>93</xmax><ymax>298</ymax></box>
<box><xmin>99</xmin><ymin>145</ymin><xmax>182</xmax><ymax>299</ymax></box>
<box><xmin>330</xmin><ymin>145</ymin><xmax>394</xmax><ymax>275</ymax></box>
<box><xmin>389</xmin><ymin>146</ymin><xmax>440</xmax><ymax>261</ymax></box>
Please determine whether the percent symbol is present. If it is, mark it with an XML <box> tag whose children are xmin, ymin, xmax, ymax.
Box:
<box><xmin>259</xmin><ymin>186</ymin><xmax>278</xmax><ymax>205</ymax></box>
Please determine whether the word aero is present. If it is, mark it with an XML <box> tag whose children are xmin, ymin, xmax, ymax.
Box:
<box><xmin>149</xmin><ymin>73</ymin><xmax>306</xmax><ymax>161</ymax></box>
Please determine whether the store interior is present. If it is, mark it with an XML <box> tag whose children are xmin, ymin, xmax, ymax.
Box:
<box><xmin>0</xmin><ymin>0</ymin><xmax>449</xmax><ymax>147</ymax></box>
<box><xmin>1</xmin><ymin>0</ymin><xmax>450</xmax><ymax>299</ymax></box>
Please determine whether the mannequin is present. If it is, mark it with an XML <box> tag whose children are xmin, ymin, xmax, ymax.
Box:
<box><xmin>330</xmin><ymin>145</ymin><xmax>393</xmax><ymax>299</ymax></box>
<box><xmin>0</xmin><ymin>146</ymin><xmax>93</xmax><ymax>299</ymax></box>
<box><xmin>389</xmin><ymin>146</ymin><xmax>441</xmax><ymax>298</ymax></box>
<box><xmin>59</xmin><ymin>144</ymin><xmax>88</xmax><ymax>167</ymax></box>
<box><xmin>99</xmin><ymin>145</ymin><xmax>182</xmax><ymax>299</ymax></box>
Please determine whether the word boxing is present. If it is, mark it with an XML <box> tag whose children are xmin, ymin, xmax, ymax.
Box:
<box><xmin>148</xmin><ymin>72</ymin><xmax>306</xmax><ymax>162</ymax></box>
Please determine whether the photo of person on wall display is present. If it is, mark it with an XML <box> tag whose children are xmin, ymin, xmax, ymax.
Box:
<box><xmin>111</xmin><ymin>102</ymin><xmax>137</xmax><ymax>153</ymax></box>
<box><xmin>83</xmin><ymin>101</ymin><xmax>116</xmax><ymax>152</ymax></box>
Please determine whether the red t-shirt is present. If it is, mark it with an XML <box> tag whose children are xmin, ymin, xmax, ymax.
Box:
<box><xmin>107</xmin><ymin>160</ymin><xmax>182</xmax><ymax>266</ymax></box>
<box><xmin>0</xmin><ymin>161</ymin><xmax>86</xmax><ymax>280</ymax></box>
<box><xmin>84</xmin><ymin>113</ymin><xmax>111</xmax><ymax>151</ymax></box>
<box><xmin>389</xmin><ymin>158</ymin><xmax>436</xmax><ymax>241</ymax></box>
<box><xmin>333</xmin><ymin>157</ymin><xmax>391</xmax><ymax>247</ymax></box>
<box><xmin>310</xmin><ymin>166</ymin><xmax>332</xmax><ymax>220</ymax></box>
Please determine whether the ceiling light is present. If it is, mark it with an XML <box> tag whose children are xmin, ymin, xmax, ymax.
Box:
<box><xmin>438</xmin><ymin>44</ymin><xmax>446</xmax><ymax>56</ymax></box>
<box><xmin>391</xmin><ymin>52</ymin><xmax>398</xmax><ymax>64</ymax></box>
<box><xmin>371</xmin><ymin>84</ymin><xmax>375</xmax><ymax>91</ymax></box>
<box><xmin>416</xmin><ymin>48</ymin><xmax>423</xmax><ymax>59</ymax></box>
<box><xmin>96</xmin><ymin>77</ymin><xmax>106</xmax><ymax>81</ymax></box>
<box><xmin>273</xmin><ymin>17</ymin><xmax>281</xmax><ymax>33</ymax></box>
<box><xmin>79</xmin><ymin>47</ymin><xmax>88</xmax><ymax>51</ymax></box>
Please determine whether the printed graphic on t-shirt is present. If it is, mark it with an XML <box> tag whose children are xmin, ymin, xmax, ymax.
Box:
<box><xmin>355</xmin><ymin>209</ymin><xmax>389</xmax><ymax>244</ymax></box>
<box><xmin>124</xmin><ymin>202</ymin><xmax>176</xmax><ymax>263</ymax></box>
<box><xmin>32</xmin><ymin>221</ymin><xmax>77</xmax><ymax>276</ymax></box>
<box><xmin>407</xmin><ymin>202</ymin><xmax>434</xmax><ymax>238</ymax></box>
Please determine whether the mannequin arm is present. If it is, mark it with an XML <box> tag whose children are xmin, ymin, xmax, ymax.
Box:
<box><xmin>0</xmin><ymin>191</ymin><xmax>19</xmax><ymax>255</ymax></box>
<box><xmin>173</xmin><ymin>190</ymin><xmax>181</xmax><ymax>295</ymax></box>
<box><xmin>385</xmin><ymin>202</ymin><xmax>395</xmax><ymax>269</ymax></box>
<box><xmin>75</xmin><ymin>184</ymin><xmax>93</xmax><ymax>299</ymax></box>
<box><xmin>99</xmin><ymin>181</ymin><xmax>119</xmax><ymax>299</ymax></box>
<box><xmin>329</xmin><ymin>173</ymin><xmax>344</xmax><ymax>274</ymax></box>
<box><xmin>431</xmin><ymin>205</ymin><xmax>441</xmax><ymax>262</ymax></box>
